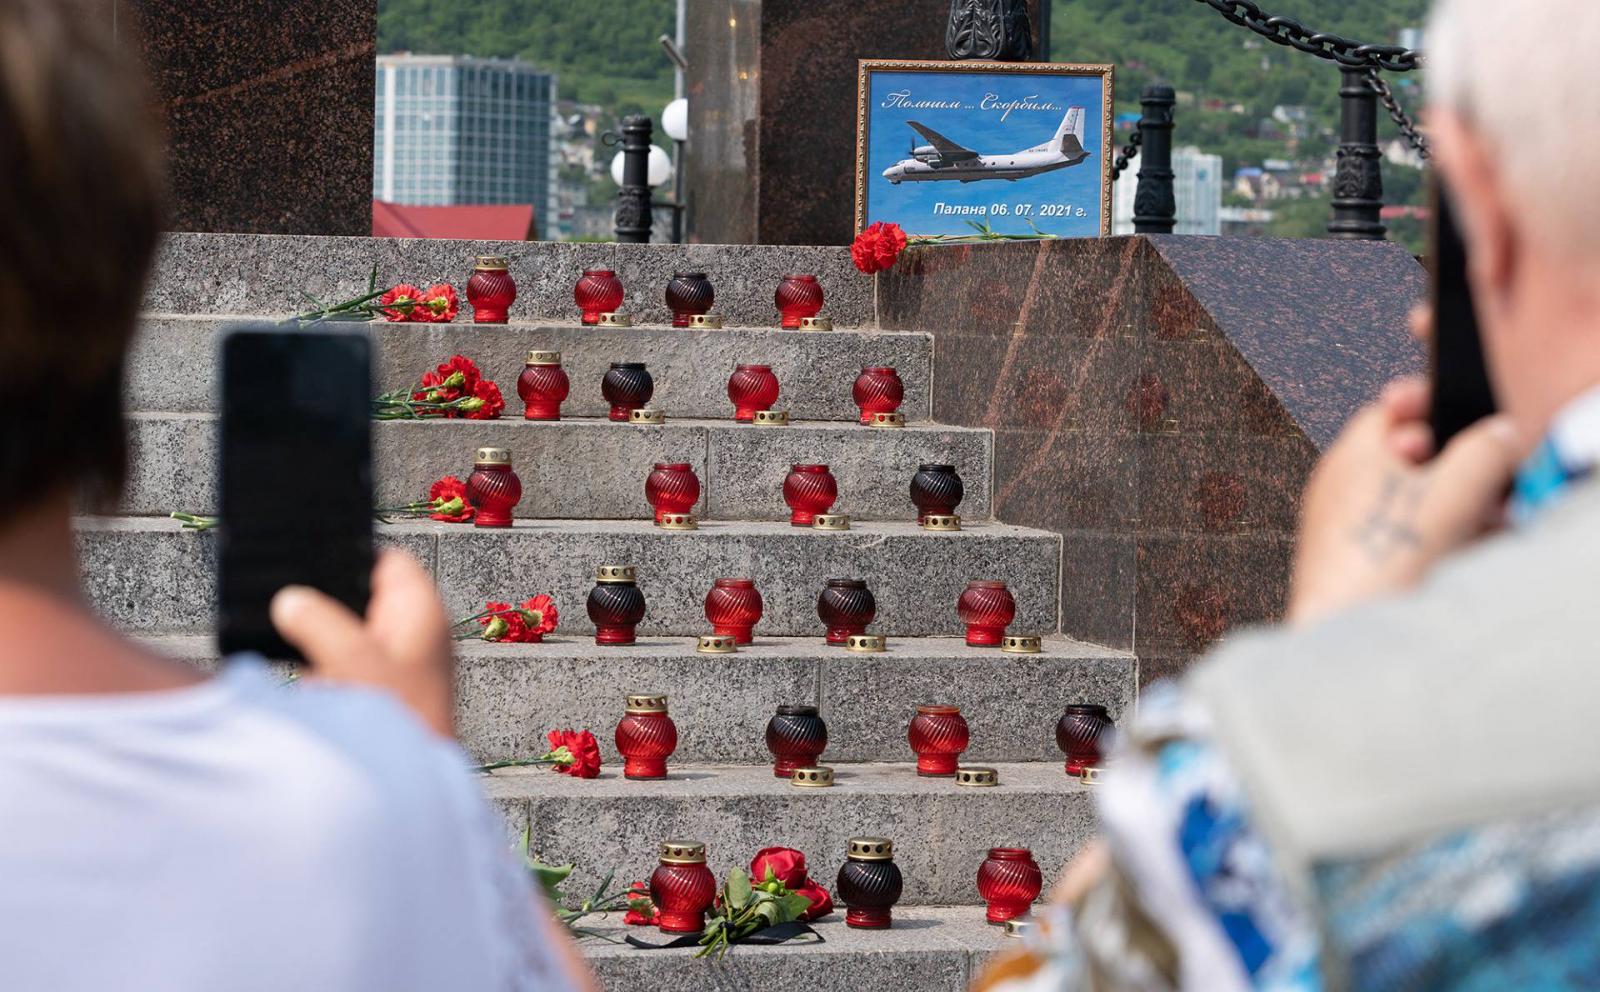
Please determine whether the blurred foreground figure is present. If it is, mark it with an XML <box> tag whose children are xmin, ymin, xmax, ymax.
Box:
<box><xmin>977</xmin><ymin>0</ymin><xmax>1600</xmax><ymax>989</ymax></box>
<box><xmin>0</xmin><ymin>1</ymin><xmax>589</xmax><ymax>988</ymax></box>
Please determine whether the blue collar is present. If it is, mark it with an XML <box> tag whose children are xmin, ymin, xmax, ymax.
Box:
<box><xmin>1509</xmin><ymin>388</ymin><xmax>1600</xmax><ymax>525</ymax></box>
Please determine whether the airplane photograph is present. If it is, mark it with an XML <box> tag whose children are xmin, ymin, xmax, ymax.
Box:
<box><xmin>882</xmin><ymin>108</ymin><xmax>1091</xmax><ymax>185</ymax></box>
<box><xmin>856</xmin><ymin>62</ymin><xmax>1111</xmax><ymax>238</ymax></box>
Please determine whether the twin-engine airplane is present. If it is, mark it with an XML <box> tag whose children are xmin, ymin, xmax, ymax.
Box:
<box><xmin>881</xmin><ymin>107</ymin><xmax>1090</xmax><ymax>184</ymax></box>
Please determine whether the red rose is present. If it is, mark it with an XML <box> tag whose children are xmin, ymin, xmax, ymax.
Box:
<box><xmin>749</xmin><ymin>846</ymin><xmax>808</xmax><ymax>890</ymax></box>
<box><xmin>519</xmin><ymin>594</ymin><xmax>558</xmax><ymax>638</ymax></box>
<box><xmin>379</xmin><ymin>283</ymin><xmax>422</xmax><ymax>321</ymax></box>
<box><xmin>794</xmin><ymin>879</ymin><xmax>834</xmax><ymax>922</ymax></box>
<box><xmin>428</xmin><ymin>475</ymin><xmax>475</xmax><ymax>523</ymax></box>
<box><xmin>547</xmin><ymin>728</ymin><xmax>602</xmax><ymax>779</ymax></box>
<box><xmin>416</xmin><ymin>283</ymin><xmax>460</xmax><ymax>323</ymax></box>
<box><xmin>461</xmin><ymin>379</ymin><xmax>505</xmax><ymax>420</ymax></box>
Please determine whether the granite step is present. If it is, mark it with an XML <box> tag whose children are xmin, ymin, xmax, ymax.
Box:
<box><xmin>124</xmin><ymin>412</ymin><xmax>991</xmax><ymax>523</ymax></box>
<box><xmin>575</xmin><ymin>904</ymin><xmax>1013</xmax><ymax>991</ymax></box>
<box><xmin>145</xmin><ymin>635</ymin><xmax>1135</xmax><ymax>765</ymax></box>
<box><xmin>129</xmin><ymin>315</ymin><xmax>931</xmax><ymax>422</ymax></box>
<box><xmin>484</xmin><ymin>761</ymin><xmax>1093</xmax><ymax>908</ymax></box>
<box><xmin>78</xmin><ymin>517</ymin><xmax>1062</xmax><ymax>638</ymax></box>
<box><xmin>145</xmin><ymin>233</ymin><xmax>872</xmax><ymax>328</ymax></box>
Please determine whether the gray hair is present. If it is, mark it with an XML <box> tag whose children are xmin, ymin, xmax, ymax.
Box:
<box><xmin>1428</xmin><ymin>0</ymin><xmax>1600</xmax><ymax>252</ymax></box>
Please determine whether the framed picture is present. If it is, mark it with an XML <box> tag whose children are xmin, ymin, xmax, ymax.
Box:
<box><xmin>854</xmin><ymin>60</ymin><xmax>1114</xmax><ymax>238</ymax></box>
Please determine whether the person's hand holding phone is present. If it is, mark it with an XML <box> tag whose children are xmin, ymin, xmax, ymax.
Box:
<box><xmin>1286</xmin><ymin>376</ymin><xmax>1520</xmax><ymax>627</ymax></box>
<box><xmin>269</xmin><ymin>550</ymin><xmax>456</xmax><ymax>739</ymax></box>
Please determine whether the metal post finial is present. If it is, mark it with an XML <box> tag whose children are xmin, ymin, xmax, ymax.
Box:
<box><xmin>1328</xmin><ymin>67</ymin><xmax>1386</xmax><ymax>240</ymax></box>
<box><xmin>614</xmin><ymin>114</ymin><xmax>654</xmax><ymax>244</ymax></box>
<box><xmin>1133</xmin><ymin>83</ymin><xmax>1177</xmax><ymax>234</ymax></box>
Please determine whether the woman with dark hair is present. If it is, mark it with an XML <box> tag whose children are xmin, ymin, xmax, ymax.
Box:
<box><xmin>0</xmin><ymin>2</ymin><xmax>590</xmax><ymax>988</ymax></box>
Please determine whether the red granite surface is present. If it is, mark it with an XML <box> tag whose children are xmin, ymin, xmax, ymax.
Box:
<box><xmin>878</xmin><ymin>235</ymin><xmax>1425</xmax><ymax>681</ymax></box>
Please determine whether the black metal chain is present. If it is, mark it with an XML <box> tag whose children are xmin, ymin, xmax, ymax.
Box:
<box><xmin>1365</xmin><ymin>69</ymin><xmax>1430</xmax><ymax>160</ymax></box>
<box><xmin>1112</xmin><ymin>130</ymin><xmax>1142</xmax><ymax>179</ymax></box>
<box><xmin>1190</xmin><ymin>0</ymin><xmax>1423</xmax><ymax>72</ymax></box>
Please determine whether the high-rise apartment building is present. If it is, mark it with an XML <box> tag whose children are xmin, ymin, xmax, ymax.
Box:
<box><xmin>1112</xmin><ymin>145</ymin><xmax>1223</xmax><ymax>236</ymax></box>
<box><xmin>374</xmin><ymin>54</ymin><xmax>555</xmax><ymax>234</ymax></box>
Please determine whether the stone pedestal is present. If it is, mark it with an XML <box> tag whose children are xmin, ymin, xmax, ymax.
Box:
<box><xmin>878</xmin><ymin>235</ymin><xmax>1426</xmax><ymax>683</ymax></box>
<box><xmin>685</xmin><ymin>0</ymin><xmax>1043</xmax><ymax>246</ymax></box>
<box><xmin>108</xmin><ymin>0</ymin><xmax>375</xmax><ymax>235</ymax></box>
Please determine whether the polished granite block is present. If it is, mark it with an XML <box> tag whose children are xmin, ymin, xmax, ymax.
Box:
<box><xmin>993</xmin><ymin>428</ymin><xmax>1137</xmax><ymax>532</ymax></box>
<box><xmin>1137</xmin><ymin>432</ymin><xmax>1316</xmax><ymax>535</ymax></box>
<box><xmin>1134</xmin><ymin>533</ymin><xmax>1295</xmax><ymax>657</ymax></box>
<box><xmin>1058</xmin><ymin>531</ymin><xmax>1137</xmax><ymax>652</ymax></box>
<box><xmin>117</xmin><ymin>0</ymin><xmax>374</xmax><ymax>235</ymax></box>
<box><xmin>879</xmin><ymin>235</ymin><xmax>1424</xmax><ymax>673</ymax></box>
<box><xmin>685</xmin><ymin>0</ymin><xmax>1043</xmax><ymax>245</ymax></box>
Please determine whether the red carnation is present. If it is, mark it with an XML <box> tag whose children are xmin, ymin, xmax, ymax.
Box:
<box><xmin>416</xmin><ymin>283</ymin><xmax>460</xmax><ymax>323</ymax></box>
<box><xmin>428</xmin><ymin>475</ymin><xmax>475</xmax><ymax>523</ymax></box>
<box><xmin>478</xmin><ymin>600</ymin><xmax>529</xmax><ymax>643</ymax></box>
<box><xmin>435</xmin><ymin>355</ymin><xmax>483</xmax><ymax>392</ymax></box>
<box><xmin>461</xmin><ymin>379</ymin><xmax>505</xmax><ymax>420</ymax></box>
<box><xmin>379</xmin><ymin>283</ymin><xmax>423</xmax><ymax>322</ymax></box>
<box><xmin>851</xmin><ymin>222</ymin><xmax>908</xmax><ymax>275</ymax></box>
<box><xmin>546</xmin><ymin>729</ymin><xmax>602</xmax><ymax>779</ymax></box>
<box><xmin>624</xmin><ymin>880</ymin><xmax>660</xmax><ymax>926</ymax></box>
<box><xmin>750</xmin><ymin>847</ymin><xmax>808</xmax><ymax>890</ymax></box>
<box><xmin>518</xmin><ymin>594</ymin><xmax>558</xmax><ymax>638</ymax></box>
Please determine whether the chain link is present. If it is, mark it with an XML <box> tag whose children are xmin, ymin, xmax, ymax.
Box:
<box><xmin>1112</xmin><ymin>130</ymin><xmax>1142</xmax><ymax>179</ymax></box>
<box><xmin>1191</xmin><ymin>0</ymin><xmax>1423</xmax><ymax>72</ymax></box>
<box><xmin>1365</xmin><ymin>69</ymin><xmax>1431</xmax><ymax>160</ymax></box>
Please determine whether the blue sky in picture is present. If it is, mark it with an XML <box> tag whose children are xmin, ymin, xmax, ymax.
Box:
<box><xmin>863</xmin><ymin>68</ymin><xmax>1107</xmax><ymax>238</ymax></box>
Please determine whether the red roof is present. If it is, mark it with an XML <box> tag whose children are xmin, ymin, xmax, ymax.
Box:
<box><xmin>372</xmin><ymin>201</ymin><xmax>538</xmax><ymax>241</ymax></box>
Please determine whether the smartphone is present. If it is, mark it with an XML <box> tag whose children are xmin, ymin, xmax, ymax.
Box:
<box><xmin>1428</xmin><ymin>180</ymin><xmax>1497</xmax><ymax>448</ymax></box>
<box><xmin>218</xmin><ymin>325</ymin><xmax>373</xmax><ymax>660</ymax></box>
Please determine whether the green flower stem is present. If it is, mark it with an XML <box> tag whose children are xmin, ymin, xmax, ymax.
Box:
<box><xmin>475</xmin><ymin>747</ymin><xmax>570</xmax><ymax>774</ymax></box>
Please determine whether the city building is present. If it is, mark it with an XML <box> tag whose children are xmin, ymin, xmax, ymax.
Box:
<box><xmin>1113</xmin><ymin>145</ymin><xmax>1223</xmax><ymax>236</ymax></box>
<box><xmin>373</xmin><ymin>54</ymin><xmax>556</xmax><ymax>237</ymax></box>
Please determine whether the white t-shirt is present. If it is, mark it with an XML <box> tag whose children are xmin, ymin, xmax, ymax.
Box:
<box><xmin>0</xmin><ymin>659</ymin><xmax>569</xmax><ymax>991</ymax></box>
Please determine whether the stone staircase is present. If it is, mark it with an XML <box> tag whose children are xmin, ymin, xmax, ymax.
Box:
<box><xmin>102</xmin><ymin>233</ymin><xmax>1140</xmax><ymax>989</ymax></box>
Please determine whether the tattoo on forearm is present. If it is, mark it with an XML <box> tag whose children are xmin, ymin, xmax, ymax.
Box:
<box><xmin>1350</xmin><ymin>471</ymin><xmax>1425</xmax><ymax>563</ymax></box>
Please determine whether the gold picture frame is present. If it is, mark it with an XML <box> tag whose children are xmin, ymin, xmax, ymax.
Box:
<box><xmin>854</xmin><ymin>59</ymin><xmax>1115</xmax><ymax>238</ymax></box>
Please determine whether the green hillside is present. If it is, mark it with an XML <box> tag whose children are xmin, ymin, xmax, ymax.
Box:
<box><xmin>378</xmin><ymin>0</ymin><xmax>677</xmax><ymax>109</ymax></box>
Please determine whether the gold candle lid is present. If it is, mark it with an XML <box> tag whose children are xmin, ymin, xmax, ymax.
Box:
<box><xmin>1081</xmin><ymin>766</ymin><xmax>1106</xmax><ymax>785</ymax></box>
<box><xmin>696</xmin><ymin>634</ymin><xmax>737</xmax><ymax>654</ymax></box>
<box><xmin>474</xmin><ymin>446</ymin><xmax>512</xmax><ymax>466</ymax></box>
<box><xmin>630</xmin><ymin>408</ymin><xmax>666</xmax><ymax>425</ymax></box>
<box><xmin>812</xmin><ymin>513</ymin><xmax>851</xmax><ymax>531</ymax></box>
<box><xmin>955</xmin><ymin>766</ymin><xmax>1000</xmax><ymax>787</ymax></box>
<box><xmin>846</xmin><ymin>837</ymin><xmax>894</xmax><ymax>861</ymax></box>
<box><xmin>868</xmin><ymin>411</ymin><xmax>906</xmax><ymax>429</ymax></box>
<box><xmin>846</xmin><ymin>634</ymin><xmax>887</xmax><ymax>653</ymax></box>
<box><xmin>659</xmin><ymin>840</ymin><xmax>707</xmax><ymax>864</ymax></box>
<box><xmin>473</xmin><ymin>255</ymin><xmax>510</xmax><ymax>270</ymax></box>
<box><xmin>1001</xmin><ymin>634</ymin><xmax>1043</xmax><ymax>654</ymax></box>
<box><xmin>596</xmin><ymin>565</ymin><xmax>636</xmax><ymax>583</ymax></box>
<box><xmin>597</xmin><ymin>312</ymin><xmax>633</xmax><ymax>327</ymax></box>
<box><xmin>625</xmin><ymin>693</ymin><xmax>669</xmax><ymax>713</ymax></box>
<box><xmin>1004</xmin><ymin>919</ymin><xmax>1034</xmax><ymax>938</ymax></box>
<box><xmin>688</xmin><ymin>313</ymin><xmax>723</xmax><ymax>329</ymax></box>
<box><xmin>921</xmin><ymin>514</ymin><xmax>961</xmax><ymax>532</ymax></box>
<box><xmin>525</xmin><ymin>350</ymin><xmax>561</xmax><ymax>365</ymax></box>
<box><xmin>797</xmin><ymin>315</ymin><xmax>833</xmax><ymax>331</ymax></box>
<box><xmin>790</xmin><ymin>766</ymin><xmax>835</xmax><ymax>788</ymax></box>
<box><xmin>751</xmin><ymin>409</ymin><xmax>790</xmax><ymax>427</ymax></box>
<box><xmin>658</xmin><ymin>512</ymin><xmax>698</xmax><ymax>531</ymax></box>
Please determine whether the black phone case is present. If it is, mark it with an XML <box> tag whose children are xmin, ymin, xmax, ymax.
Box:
<box><xmin>1428</xmin><ymin>183</ymin><xmax>1497</xmax><ymax>447</ymax></box>
<box><xmin>217</xmin><ymin>325</ymin><xmax>374</xmax><ymax>661</ymax></box>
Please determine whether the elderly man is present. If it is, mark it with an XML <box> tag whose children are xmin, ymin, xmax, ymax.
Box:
<box><xmin>978</xmin><ymin>0</ymin><xmax>1600</xmax><ymax>989</ymax></box>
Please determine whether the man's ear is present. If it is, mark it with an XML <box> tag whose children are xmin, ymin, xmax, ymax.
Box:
<box><xmin>1428</xmin><ymin>108</ymin><xmax>1519</xmax><ymax>307</ymax></box>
